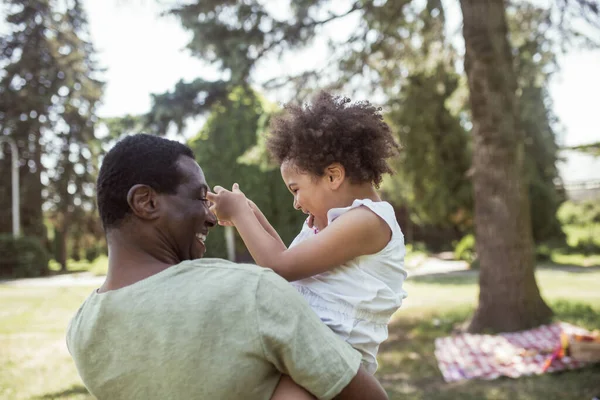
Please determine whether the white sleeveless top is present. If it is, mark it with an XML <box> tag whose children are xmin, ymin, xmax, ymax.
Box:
<box><xmin>289</xmin><ymin>199</ymin><xmax>407</xmax><ymax>373</ymax></box>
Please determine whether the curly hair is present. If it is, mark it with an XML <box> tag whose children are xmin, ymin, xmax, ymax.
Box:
<box><xmin>267</xmin><ymin>91</ymin><xmax>399</xmax><ymax>187</ymax></box>
<box><xmin>97</xmin><ymin>133</ymin><xmax>194</xmax><ymax>230</ymax></box>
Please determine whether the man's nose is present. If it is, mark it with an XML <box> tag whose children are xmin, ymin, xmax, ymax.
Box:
<box><xmin>206</xmin><ymin>208</ymin><xmax>217</xmax><ymax>228</ymax></box>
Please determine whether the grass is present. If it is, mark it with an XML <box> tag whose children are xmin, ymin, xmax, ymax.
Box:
<box><xmin>380</xmin><ymin>303</ymin><xmax>600</xmax><ymax>400</ymax></box>
<box><xmin>382</xmin><ymin>269</ymin><xmax>600</xmax><ymax>400</ymax></box>
<box><xmin>405</xmin><ymin>243</ymin><xmax>431</xmax><ymax>267</ymax></box>
<box><xmin>1</xmin><ymin>270</ymin><xmax>599</xmax><ymax>399</ymax></box>
<box><xmin>549</xmin><ymin>250</ymin><xmax>600</xmax><ymax>268</ymax></box>
<box><xmin>0</xmin><ymin>286</ymin><xmax>94</xmax><ymax>400</ymax></box>
<box><xmin>48</xmin><ymin>256</ymin><xmax>109</xmax><ymax>277</ymax></box>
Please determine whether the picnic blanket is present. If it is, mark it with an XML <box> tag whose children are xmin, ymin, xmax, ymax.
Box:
<box><xmin>434</xmin><ymin>322</ymin><xmax>593</xmax><ymax>382</ymax></box>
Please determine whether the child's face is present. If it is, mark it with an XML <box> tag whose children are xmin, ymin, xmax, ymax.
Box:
<box><xmin>280</xmin><ymin>161</ymin><xmax>335</xmax><ymax>230</ymax></box>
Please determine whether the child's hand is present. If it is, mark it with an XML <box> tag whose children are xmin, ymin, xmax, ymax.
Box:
<box><xmin>206</xmin><ymin>183</ymin><xmax>251</xmax><ymax>224</ymax></box>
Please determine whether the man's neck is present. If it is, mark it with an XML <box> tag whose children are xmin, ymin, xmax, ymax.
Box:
<box><xmin>98</xmin><ymin>231</ymin><xmax>177</xmax><ymax>293</ymax></box>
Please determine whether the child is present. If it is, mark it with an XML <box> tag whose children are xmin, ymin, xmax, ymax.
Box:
<box><xmin>207</xmin><ymin>92</ymin><xmax>407</xmax><ymax>398</ymax></box>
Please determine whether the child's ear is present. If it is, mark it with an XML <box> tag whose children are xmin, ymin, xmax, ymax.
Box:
<box><xmin>325</xmin><ymin>163</ymin><xmax>345</xmax><ymax>190</ymax></box>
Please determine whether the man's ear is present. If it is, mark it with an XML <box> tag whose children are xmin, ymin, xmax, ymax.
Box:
<box><xmin>325</xmin><ymin>163</ymin><xmax>345</xmax><ymax>190</ymax></box>
<box><xmin>127</xmin><ymin>184</ymin><xmax>161</xmax><ymax>221</ymax></box>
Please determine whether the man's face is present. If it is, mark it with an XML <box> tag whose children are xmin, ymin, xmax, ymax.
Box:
<box><xmin>158</xmin><ymin>156</ymin><xmax>217</xmax><ymax>261</ymax></box>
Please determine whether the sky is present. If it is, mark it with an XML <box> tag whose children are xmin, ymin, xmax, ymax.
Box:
<box><xmin>5</xmin><ymin>0</ymin><xmax>600</xmax><ymax>183</ymax></box>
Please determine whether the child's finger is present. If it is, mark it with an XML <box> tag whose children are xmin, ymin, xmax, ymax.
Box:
<box><xmin>213</xmin><ymin>185</ymin><xmax>226</xmax><ymax>194</ymax></box>
<box><xmin>206</xmin><ymin>192</ymin><xmax>217</xmax><ymax>202</ymax></box>
<box><xmin>232</xmin><ymin>183</ymin><xmax>244</xmax><ymax>194</ymax></box>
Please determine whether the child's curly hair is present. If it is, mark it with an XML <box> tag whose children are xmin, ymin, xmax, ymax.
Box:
<box><xmin>267</xmin><ymin>91</ymin><xmax>399</xmax><ymax>187</ymax></box>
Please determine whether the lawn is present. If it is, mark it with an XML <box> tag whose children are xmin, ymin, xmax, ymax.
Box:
<box><xmin>48</xmin><ymin>256</ymin><xmax>108</xmax><ymax>277</ymax></box>
<box><xmin>0</xmin><ymin>269</ymin><xmax>599</xmax><ymax>399</ymax></box>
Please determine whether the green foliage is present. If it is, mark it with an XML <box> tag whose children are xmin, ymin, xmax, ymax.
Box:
<box><xmin>162</xmin><ymin>0</ymin><xmax>569</xmax><ymax>250</ymax></box>
<box><xmin>454</xmin><ymin>234</ymin><xmax>476</xmax><ymax>264</ymax></box>
<box><xmin>188</xmin><ymin>87</ymin><xmax>305</xmax><ymax>258</ymax></box>
<box><xmin>0</xmin><ymin>0</ymin><xmax>104</xmax><ymax>260</ymax></box>
<box><xmin>385</xmin><ymin>65</ymin><xmax>472</xmax><ymax>229</ymax></box>
<box><xmin>88</xmin><ymin>255</ymin><xmax>109</xmax><ymax>276</ymax></box>
<box><xmin>84</xmin><ymin>246</ymin><xmax>101</xmax><ymax>263</ymax></box>
<box><xmin>557</xmin><ymin>201</ymin><xmax>600</xmax><ymax>254</ymax></box>
<box><xmin>509</xmin><ymin>4</ymin><xmax>566</xmax><ymax>244</ymax></box>
<box><xmin>549</xmin><ymin>251</ymin><xmax>600</xmax><ymax>267</ymax></box>
<box><xmin>146</xmin><ymin>79</ymin><xmax>229</xmax><ymax>135</ymax></box>
<box><xmin>558</xmin><ymin>200</ymin><xmax>600</xmax><ymax>225</ymax></box>
<box><xmin>566</xmin><ymin>141</ymin><xmax>600</xmax><ymax>157</ymax></box>
<box><xmin>535</xmin><ymin>243</ymin><xmax>553</xmax><ymax>262</ymax></box>
<box><xmin>0</xmin><ymin>234</ymin><xmax>50</xmax><ymax>278</ymax></box>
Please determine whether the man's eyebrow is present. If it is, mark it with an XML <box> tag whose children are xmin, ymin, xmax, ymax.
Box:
<box><xmin>195</xmin><ymin>183</ymin><xmax>209</xmax><ymax>193</ymax></box>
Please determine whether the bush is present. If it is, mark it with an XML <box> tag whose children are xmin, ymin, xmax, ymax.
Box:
<box><xmin>535</xmin><ymin>243</ymin><xmax>553</xmax><ymax>262</ymax></box>
<box><xmin>558</xmin><ymin>200</ymin><xmax>600</xmax><ymax>226</ymax></box>
<box><xmin>454</xmin><ymin>234</ymin><xmax>476</xmax><ymax>264</ymax></box>
<box><xmin>0</xmin><ymin>234</ymin><xmax>50</xmax><ymax>278</ymax></box>
<box><xmin>557</xmin><ymin>201</ymin><xmax>600</xmax><ymax>255</ymax></box>
<box><xmin>85</xmin><ymin>246</ymin><xmax>101</xmax><ymax>263</ymax></box>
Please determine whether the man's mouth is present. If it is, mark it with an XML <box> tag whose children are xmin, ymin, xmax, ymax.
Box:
<box><xmin>196</xmin><ymin>233</ymin><xmax>207</xmax><ymax>245</ymax></box>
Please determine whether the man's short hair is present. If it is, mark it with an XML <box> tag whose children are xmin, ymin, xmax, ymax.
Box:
<box><xmin>97</xmin><ymin>133</ymin><xmax>195</xmax><ymax>230</ymax></box>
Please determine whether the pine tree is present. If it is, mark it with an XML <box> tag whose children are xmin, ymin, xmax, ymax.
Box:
<box><xmin>0</xmin><ymin>0</ymin><xmax>103</xmax><ymax>270</ymax></box>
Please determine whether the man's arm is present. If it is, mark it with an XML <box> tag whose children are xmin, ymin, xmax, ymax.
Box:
<box><xmin>256</xmin><ymin>271</ymin><xmax>388</xmax><ymax>400</ymax></box>
<box><xmin>335</xmin><ymin>367</ymin><xmax>388</xmax><ymax>400</ymax></box>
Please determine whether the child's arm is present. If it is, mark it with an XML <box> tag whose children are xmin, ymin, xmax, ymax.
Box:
<box><xmin>207</xmin><ymin>185</ymin><xmax>390</xmax><ymax>282</ymax></box>
<box><xmin>214</xmin><ymin>198</ymin><xmax>285</xmax><ymax>248</ymax></box>
<box><xmin>248</xmin><ymin>200</ymin><xmax>286</xmax><ymax>248</ymax></box>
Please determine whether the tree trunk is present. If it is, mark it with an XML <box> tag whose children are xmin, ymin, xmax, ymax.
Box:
<box><xmin>22</xmin><ymin>134</ymin><xmax>45</xmax><ymax>240</ymax></box>
<box><xmin>224</xmin><ymin>225</ymin><xmax>235</xmax><ymax>262</ymax></box>
<box><xmin>55</xmin><ymin>218</ymin><xmax>69</xmax><ymax>272</ymax></box>
<box><xmin>459</xmin><ymin>0</ymin><xmax>553</xmax><ymax>332</ymax></box>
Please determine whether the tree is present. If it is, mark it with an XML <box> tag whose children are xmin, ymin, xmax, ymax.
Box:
<box><xmin>349</xmin><ymin>0</ymin><xmax>472</xmax><ymax>230</ymax></box>
<box><xmin>459</xmin><ymin>0</ymin><xmax>553</xmax><ymax>332</ymax></box>
<box><xmin>156</xmin><ymin>0</ymin><xmax>597</xmax><ymax>331</ymax></box>
<box><xmin>510</xmin><ymin>4</ymin><xmax>566</xmax><ymax>244</ymax></box>
<box><xmin>385</xmin><ymin>67</ymin><xmax>472</xmax><ymax>230</ymax></box>
<box><xmin>565</xmin><ymin>142</ymin><xmax>600</xmax><ymax>157</ymax></box>
<box><xmin>187</xmin><ymin>86</ymin><xmax>304</xmax><ymax>259</ymax></box>
<box><xmin>0</xmin><ymin>0</ymin><xmax>104</xmax><ymax>270</ymax></box>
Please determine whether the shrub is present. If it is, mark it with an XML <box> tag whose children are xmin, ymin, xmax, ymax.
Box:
<box><xmin>0</xmin><ymin>234</ymin><xmax>50</xmax><ymax>278</ymax></box>
<box><xmin>85</xmin><ymin>246</ymin><xmax>101</xmax><ymax>263</ymax></box>
<box><xmin>454</xmin><ymin>234</ymin><xmax>476</xmax><ymax>264</ymax></box>
<box><xmin>558</xmin><ymin>201</ymin><xmax>600</xmax><ymax>255</ymax></box>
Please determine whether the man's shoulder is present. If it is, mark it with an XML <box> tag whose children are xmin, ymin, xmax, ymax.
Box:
<box><xmin>181</xmin><ymin>258</ymin><xmax>289</xmax><ymax>289</ymax></box>
<box><xmin>184</xmin><ymin>258</ymin><xmax>273</xmax><ymax>277</ymax></box>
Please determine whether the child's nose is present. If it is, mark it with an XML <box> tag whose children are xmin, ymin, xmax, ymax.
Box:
<box><xmin>293</xmin><ymin>197</ymin><xmax>301</xmax><ymax>210</ymax></box>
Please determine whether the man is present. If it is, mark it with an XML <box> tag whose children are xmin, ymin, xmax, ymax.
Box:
<box><xmin>67</xmin><ymin>134</ymin><xmax>388</xmax><ymax>400</ymax></box>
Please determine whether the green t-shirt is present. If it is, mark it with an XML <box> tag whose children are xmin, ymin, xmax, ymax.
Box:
<box><xmin>66</xmin><ymin>258</ymin><xmax>362</xmax><ymax>399</ymax></box>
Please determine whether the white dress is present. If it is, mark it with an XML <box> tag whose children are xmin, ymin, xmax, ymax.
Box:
<box><xmin>290</xmin><ymin>199</ymin><xmax>407</xmax><ymax>374</ymax></box>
